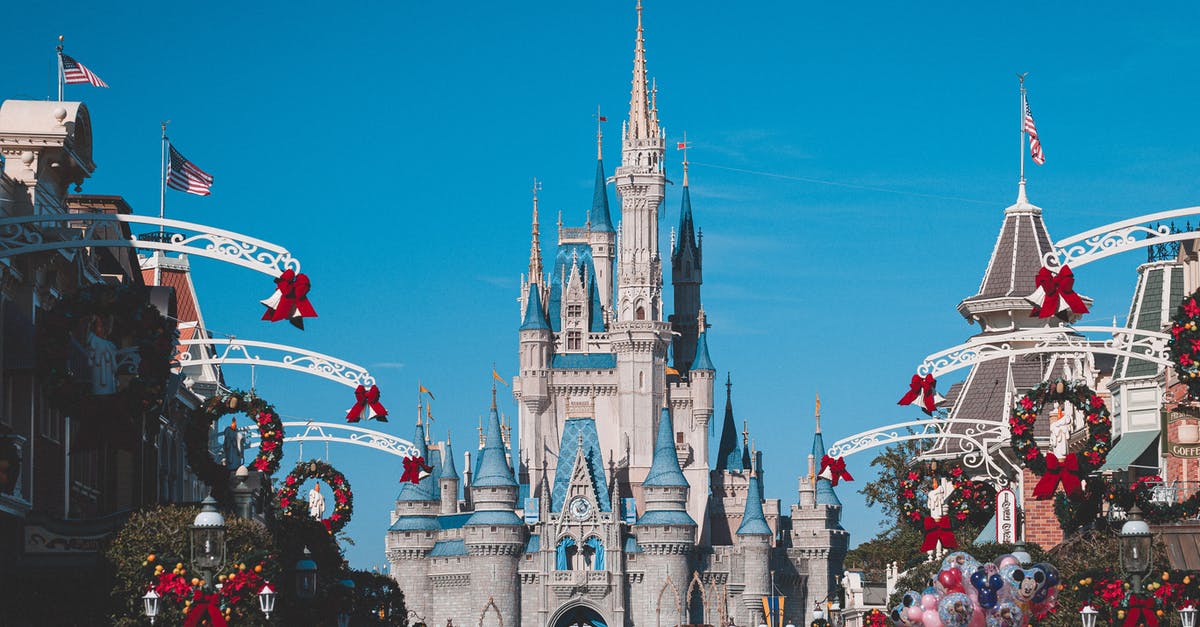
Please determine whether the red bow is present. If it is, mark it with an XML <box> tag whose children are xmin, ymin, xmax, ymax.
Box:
<box><xmin>261</xmin><ymin>270</ymin><xmax>318</xmax><ymax>329</ymax></box>
<box><xmin>1032</xmin><ymin>452</ymin><xmax>1082</xmax><ymax>499</ymax></box>
<box><xmin>819</xmin><ymin>455</ymin><xmax>854</xmax><ymax>486</ymax></box>
<box><xmin>898</xmin><ymin>374</ymin><xmax>939</xmax><ymax>414</ymax></box>
<box><xmin>183</xmin><ymin>592</ymin><xmax>228</xmax><ymax>627</ymax></box>
<box><xmin>920</xmin><ymin>515</ymin><xmax>957</xmax><ymax>552</ymax></box>
<box><xmin>1123</xmin><ymin>596</ymin><xmax>1159</xmax><ymax>627</ymax></box>
<box><xmin>1031</xmin><ymin>265</ymin><xmax>1089</xmax><ymax>319</ymax></box>
<box><xmin>401</xmin><ymin>455</ymin><xmax>433</xmax><ymax>484</ymax></box>
<box><xmin>346</xmin><ymin>385</ymin><xmax>388</xmax><ymax>423</ymax></box>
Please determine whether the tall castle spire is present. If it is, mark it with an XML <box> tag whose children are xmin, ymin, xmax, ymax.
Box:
<box><xmin>528</xmin><ymin>178</ymin><xmax>543</xmax><ymax>286</ymax></box>
<box><xmin>626</xmin><ymin>0</ymin><xmax>655</xmax><ymax>142</ymax></box>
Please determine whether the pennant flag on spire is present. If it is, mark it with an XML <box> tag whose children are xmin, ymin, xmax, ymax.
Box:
<box><xmin>419</xmin><ymin>384</ymin><xmax>435</xmax><ymax>400</ymax></box>
<box><xmin>60</xmin><ymin>54</ymin><xmax>108</xmax><ymax>88</ymax></box>
<box><xmin>1023</xmin><ymin>96</ymin><xmax>1045</xmax><ymax>165</ymax></box>
<box><xmin>167</xmin><ymin>144</ymin><xmax>214</xmax><ymax>196</ymax></box>
<box><xmin>493</xmin><ymin>369</ymin><xmax>509</xmax><ymax>387</ymax></box>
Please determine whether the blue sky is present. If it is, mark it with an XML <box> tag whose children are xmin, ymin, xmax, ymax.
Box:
<box><xmin>5</xmin><ymin>1</ymin><xmax>1200</xmax><ymax>569</ymax></box>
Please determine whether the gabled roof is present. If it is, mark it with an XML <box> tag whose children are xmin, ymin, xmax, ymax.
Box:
<box><xmin>643</xmin><ymin>408</ymin><xmax>688</xmax><ymax>487</ymax></box>
<box><xmin>551</xmin><ymin>418</ymin><xmax>611</xmax><ymax>512</ymax></box>
<box><xmin>736</xmin><ymin>474</ymin><xmax>771</xmax><ymax>536</ymax></box>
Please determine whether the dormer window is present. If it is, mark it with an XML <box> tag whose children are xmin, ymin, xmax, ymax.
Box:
<box><xmin>567</xmin><ymin>330</ymin><xmax>582</xmax><ymax>350</ymax></box>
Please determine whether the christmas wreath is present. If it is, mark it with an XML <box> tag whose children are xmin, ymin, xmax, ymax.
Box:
<box><xmin>898</xmin><ymin>462</ymin><xmax>996</xmax><ymax>551</ymax></box>
<box><xmin>36</xmin><ymin>284</ymin><xmax>176</xmax><ymax>421</ymax></box>
<box><xmin>1010</xmin><ymin>379</ymin><xmax>1111</xmax><ymax>499</ymax></box>
<box><xmin>1169</xmin><ymin>291</ymin><xmax>1200</xmax><ymax>399</ymax></box>
<box><xmin>275</xmin><ymin>459</ymin><xmax>353</xmax><ymax>534</ymax></box>
<box><xmin>184</xmin><ymin>390</ymin><xmax>285</xmax><ymax>501</ymax></box>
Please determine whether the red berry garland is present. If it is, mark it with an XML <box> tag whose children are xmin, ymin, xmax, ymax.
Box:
<box><xmin>1009</xmin><ymin>379</ymin><xmax>1111</xmax><ymax>481</ymax></box>
<box><xmin>276</xmin><ymin>459</ymin><xmax>354</xmax><ymax>534</ymax></box>
<box><xmin>184</xmin><ymin>390</ymin><xmax>285</xmax><ymax>502</ymax></box>
<box><xmin>898</xmin><ymin>462</ymin><xmax>996</xmax><ymax>530</ymax></box>
<box><xmin>1169</xmin><ymin>291</ymin><xmax>1200</xmax><ymax>399</ymax></box>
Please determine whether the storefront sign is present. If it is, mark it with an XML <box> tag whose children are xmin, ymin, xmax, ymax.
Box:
<box><xmin>996</xmin><ymin>489</ymin><xmax>1017</xmax><ymax>544</ymax></box>
<box><xmin>24</xmin><ymin>525</ymin><xmax>110</xmax><ymax>554</ymax></box>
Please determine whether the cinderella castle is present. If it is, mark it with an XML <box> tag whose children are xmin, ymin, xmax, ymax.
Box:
<box><xmin>385</xmin><ymin>4</ymin><xmax>849</xmax><ymax>626</ymax></box>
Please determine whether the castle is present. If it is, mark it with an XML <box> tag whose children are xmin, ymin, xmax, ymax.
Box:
<box><xmin>385</xmin><ymin>4</ymin><xmax>849</xmax><ymax>626</ymax></box>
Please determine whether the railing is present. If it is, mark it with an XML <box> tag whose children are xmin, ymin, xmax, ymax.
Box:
<box><xmin>1105</xmin><ymin>480</ymin><xmax>1200</xmax><ymax>522</ymax></box>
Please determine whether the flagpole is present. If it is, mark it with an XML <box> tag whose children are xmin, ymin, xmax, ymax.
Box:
<box><xmin>154</xmin><ymin>122</ymin><xmax>168</xmax><ymax>285</ymax></box>
<box><xmin>56</xmin><ymin>36</ymin><xmax>64</xmax><ymax>102</ymax></box>
<box><xmin>1018</xmin><ymin>73</ymin><xmax>1028</xmax><ymax>186</ymax></box>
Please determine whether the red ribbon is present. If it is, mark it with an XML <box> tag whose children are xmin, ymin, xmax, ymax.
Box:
<box><xmin>898</xmin><ymin>374</ymin><xmax>938</xmax><ymax>414</ymax></box>
<box><xmin>920</xmin><ymin>516</ymin><xmax>957</xmax><ymax>552</ymax></box>
<box><xmin>346</xmin><ymin>385</ymin><xmax>388</xmax><ymax>423</ymax></box>
<box><xmin>183</xmin><ymin>592</ymin><xmax>228</xmax><ymax>627</ymax></box>
<box><xmin>1032</xmin><ymin>452</ymin><xmax>1082</xmax><ymax>499</ymax></box>
<box><xmin>262</xmin><ymin>270</ymin><xmax>318</xmax><ymax>329</ymax></box>
<box><xmin>1123</xmin><ymin>596</ymin><xmax>1159</xmax><ymax>627</ymax></box>
<box><xmin>401</xmin><ymin>455</ymin><xmax>433</xmax><ymax>484</ymax></box>
<box><xmin>1032</xmin><ymin>265</ymin><xmax>1089</xmax><ymax>319</ymax></box>
<box><xmin>819</xmin><ymin>455</ymin><xmax>854</xmax><ymax>486</ymax></box>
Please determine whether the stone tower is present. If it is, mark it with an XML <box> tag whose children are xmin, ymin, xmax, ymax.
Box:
<box><xmin>384</xmin><ymin>418</ymin><xmax>439</xmax><ymax>620</ymax></box>
<box><xmin>790</xmin><ymin>416</ymin><xmax>850</xmax><ymax>622</ymax></box>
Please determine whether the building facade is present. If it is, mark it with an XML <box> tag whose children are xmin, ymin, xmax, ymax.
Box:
<box><xmin>385</xmin><ymin>5</ymin><xmax>848</xmax><ymax>627</ymax></box>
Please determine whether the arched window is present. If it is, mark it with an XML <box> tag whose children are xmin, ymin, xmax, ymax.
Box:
<box><xmin>556</xmin><ymin>536</ymin><xmax>577</xmax><ymax>570</ymax></box>
<box><xmin>583</xmin><ymin>537</ymin><xmax>605</xmax><ymax>570</ymax></box>
<box><xmin>636</xmin><ymin>306</ymin><xmax>646</xmax><ymax>320</ymax></box>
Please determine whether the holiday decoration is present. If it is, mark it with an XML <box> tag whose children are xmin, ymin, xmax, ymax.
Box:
<box><xmin>36</xmin><ymin>284</ymin><xmax>176</xmax><ymax>423</ymax></box>
<box><xmin>1026</xmin><ymin>265</ymin><xmax>1090</xmax><ymax>320</ymax></box>
<box><xmin>818</xmin><ymin>455</ymin><xmax>853</xmax><ymax>486</ymax></box>
<box><xmin>184</xmin><ymin>390</ymin><xmax>285</xmax><ymax>500</ymax></box>
<box><xmin>897</xmin><ymin>462</ymin><xmax>995</xmax><ymax>553</ymax></box>
<box><xmin>1072</xmin><ymin>567</ymin><xmax>1200</xmax><ymax>627</ymax></box>
<box><xmin>276</xmin><ymin>459</ymin><xmax>354</xmax><ymax>534</ymax></box>
<box><xmin>141</xmin><ymin>549</ymin><xmax>275</xmax><ymax>625</ymax></box>
<box><xmin>401</xmin><ymin>454</ymin><xmax>433</xmax><ymax>484</ymax></box>
<box><xmin>346</xmin><ymin>384</ymin><xmax>388</xmax><ymax>422</ymax></box>
<box><xmin>892</xmin><ymin>552</ymin><xmax>1060</xmax><ymax>627</ymax></box>
<box><xmin>1169</xmin><ymin>290</ymin><xmax>1200</xmax><ymax>399</ymax></box>
<box><xmin>1010</xmin><ymin>379</ymin><xmax>1111</xmax><ymax>499</ymax></box>
<box><xmin>260</xmin><ymin>269</ymin><xmax>318</xmax><ymax>329</ymax></box>
<box><xmin>899</xmin><ymin>373</ymin><xmax>943</xmax><ymax>414</ymax></box>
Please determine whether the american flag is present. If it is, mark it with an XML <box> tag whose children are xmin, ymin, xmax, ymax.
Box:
<box><xmin>1023</xmin><ymin>96</ymin><xmax>1045</xmax><ymax>166</ymax></box>
<box><xmin>60</xmin><ymin>54</ymin><xmax>108</xmax><ymax>88</ymax></box>
<box><xmin>167</xmin><ymin>144</ymin><xmax>214</xmax><ymax>196</ymax></box>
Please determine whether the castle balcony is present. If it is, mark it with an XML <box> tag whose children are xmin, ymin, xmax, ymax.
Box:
<box><xmin>551</xmin><ymin>569</ymin><xmax>611</xmax><ymax>599</ymax></box>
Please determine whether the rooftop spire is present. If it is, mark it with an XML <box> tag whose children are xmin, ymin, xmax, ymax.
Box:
<box><xmin>643</xmin><ymin>407</ymin><xmax>688</xmax><ymax>487</ymax></box>
<box><xmin>626</xmin><ymin>0</ymin><xmax>655</xmax><ymax>141</ymax></box>
<box><xmin>815</xmin><ymin>392</ymin><xmax>822</xmax><ymax>433</ymax></box>
<box><xmin>596</xmin><ymin>105</ymin><xmax>605</xmax><ymax>160</ymax></box>
<box><xmin>528</xmin><ymin>178</ymin><xmax>543</xmax><ymax>285</ymax></box>
<box><xmin>715</xmin><ymin>373</ymin><xmax>739</xmax><ymax>470</ymax></box>
<box><xmin>680</xmin><ymin>132</ymin><xmax>689</xmax><ymax>187</ymax></box>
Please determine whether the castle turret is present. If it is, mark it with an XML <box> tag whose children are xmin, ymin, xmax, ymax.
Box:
<box><xmin>439</xmin><ymin>433</ymin><xmax>460</xmax><ymax>514</ymax></box>
<box><xmin>737</xmin><ymin>458</ymin><xmax>772</xmax><ymax>624</ymax></box>
<box><xmin>517</xmin><ymin>282</ymin><xmax>552</xmax><ymax>471</ymax></box>
<box><xmin>386</xmin><ymin>413</ymin><xmax>439</xmax><ymax>618</ymax></box>
<box><xmin>671</xmin><ymin>156</ymin><xmax>703</xmax><ymax>371</ymax></box>
<box><xmin>464</xmin><ymin>388</ymin><xmax>524</xmax><ymax>627</ymax></box>
<box><xmin>589</xmin><ymin>129</ymin><xmax>617</xmax><ymax>317</ymax></box>
<box><xmin>634</xmin><ymin>408</ymin><xmax>695</xmax><ymax>627</ymax></box>
<box><xmin>790</xmin><ymin>407</ymin><xmax>850</xmax><ymax>623</ymax></box>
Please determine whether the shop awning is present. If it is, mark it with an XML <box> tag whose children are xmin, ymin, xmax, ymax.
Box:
<box><xmin>1099</xmin><ymin>430</ymin><xmax>1160</xmax><ymax>472</ymax></box>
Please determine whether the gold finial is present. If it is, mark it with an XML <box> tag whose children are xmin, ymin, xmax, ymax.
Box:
<box><xmin>815</xmin><ymin>392</ymin><xmax>822</xmax><ymax>433</ymax></box>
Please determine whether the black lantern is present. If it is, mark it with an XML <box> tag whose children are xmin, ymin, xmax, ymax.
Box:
<box><xmin>190</xmin><ymin>496</ymin><xmax>226</xmax><ymax>587</ymax></box>
<box><xmin>142</xmin><ymin>589</ymin><xmax>161</xmax><ymax>624</ymax></box>
<box><xmin>1119</xmin><ymin>505</ymin><xmax>1153</xmax><ymax>592</ymax></box>
<box><xmin>295</xmin><ymin>546</ymin><xmax>318</xmax><ymax>599</ymax></box>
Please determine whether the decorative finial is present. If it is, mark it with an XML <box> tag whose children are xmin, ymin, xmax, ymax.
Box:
<box><xmin>815</xmin><ymin>392</ymin><xmax>822</xmax><ymax>433</ymax></box>
<box><xmin>478</xmin><ymin>416</ymin><xmax>484</xmax><ymax>448</ymax></box>
<box><xmin>697</xmin><ymin>305</ymin><xmax>707</xmax><ymax>332</ymax></box>
<box><xmin>595</xmin><ymin>105</ymin><xmax>606</xmax><ymax>160</ymax></box>
<box><xmin>491</xmin><ymin>381</ymin><xmax>498</xmax><ymax>410</ymax></box>
<box><xmin>57</xmin><ymin>35</ymin><xmax>64</xmax><ymax>53</ymax></box>
<box><xmin>446</xmin><ymin>429</ymin><xmax>452</xmax><ymax>445</ymax></box>
<box><xmin>679</xmin><ymin>132</ymin><xmax>690</xmax><ymax>187</ymax></box>
<box><xmin>742</xmin><ymin>419</ymin><xmax>749</xmax><ymax>444</ymax></box>
<box><xmin>726</xmin><ymin>373</ymin><xmax>732</xmax><ymax>397</ymax></box>
<box><xmin>417</xmin><ymin>397</ymin><xmax>423</xmax><ymax>426</ymax></box>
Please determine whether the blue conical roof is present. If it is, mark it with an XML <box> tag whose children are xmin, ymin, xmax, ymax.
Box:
<box><xmin>736</xmin><ymin>474</ymin><xmax>771</xmax><ymax>536</ymax></box>
<box><xmin>674</xmin><ymin>186</ymin><xmax>696</xmax><ymax>256</ymax></box>
<box><xmin>715</xmin><ymin>378</ymin><xmax>741</xmax><ymax>471</ymax></box>
<box><xmin>397</xmin><ymin>420</ymin><xmax>437</xmax><ymax>501</ymax></box>
<box><xmin>588</xmin><ymin>275</ymin><xmax>605</xmax><ymax>332</ymax></box>
<box><xmin>691</xmin><ymin>330</ymin><xmax>714</xmax><ymax>371</ymax></box>
<box><xmin>442</xmin><ymin>437</ymin><xmax>459</xmax><ymax>480</ymax></box>
<box><xmin>643</xmin><ymin>408</ymin><xmax>689</xmax><ymax>487</ymax></box>
<box><xmin>591</xmin><ymin>159</ymin><xmax>614</xmax><ymax>232</ymax></box>
<box><xmin>520</xmin><ymin>284</ymin><xmax>549</xmax><ymax>331</ymax></box>
<box><xmin>473</xmin><ymin>404</ymin><xmax>517</xmax><ymax>487</ymax></box>
<box><xmin>812</xmin><ymin>429</ymin><xmax>842</xmax><ymax>507</ymax></box>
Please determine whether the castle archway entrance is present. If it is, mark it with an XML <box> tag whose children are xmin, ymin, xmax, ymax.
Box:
<box><xmin>550</xmin><ymin>604</ymin><xmax>607</xmax><ymax>627</ymax></box>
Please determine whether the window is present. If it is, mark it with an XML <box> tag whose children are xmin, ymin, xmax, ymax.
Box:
<box><xmin>676</xmin><ymin>431</ymin><xmax>684</xmax><ymax>444</ymax></box>
<box><xmin>567</xmin><ymin>331</ymin><xmax>582</xmax><ymax>350</ymax></box>
<box><xmin>635</xmin><ymin>306</ymin><xmax>646</xmax><ymax>320</ymax></box>
<box><xmin>567</xmin><ymin>304</ymin><xmax>583</xmax><ymax>317</ymax></box>
<box><xmin>37</xmin><ymin>391</ymin><xmax>61</xmax><ymax>443</ymax></box>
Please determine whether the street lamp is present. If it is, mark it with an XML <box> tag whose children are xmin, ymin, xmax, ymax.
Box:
<box><xmin>142</xmin><ymin>589</ymin><xmax>160</xmax><ymax>624</ymax></box>
<box><xmin>258</xmin><ymin>583</ymin><xmax>277</xmax><ymax>620</ymax></box>
<box><xmin>1079</xmin><ymin>605</ymin><xmax>1098</xmax><ymax>627</ymax></box>
<box><xmin>190</xmin><ymin>496</ymin><xmax>226</xmax><ymax>590</ymax></box>
<box><xmin>1180</xmin><ymin>605</ymin><xmax>1197</xmax><ymax>627</ymax></box>
<box><xmin>296</xmin><ymin>546</ymin><xmax>318</xmax><ymax>600</ymax></box>
<box><xmin>337</xmin><ymin>578</ymin><xmax>356</xmax><ymax>627</ymax></box>
<box><xmin>1119</xmin><ymin>505</ymin><xmax>1153</xmax><ymax>593</ymax></box>
<box><xmin>1010</xmin><ymin>541</ymin><xmax>1032</xmax><ymax>566</ymax></box>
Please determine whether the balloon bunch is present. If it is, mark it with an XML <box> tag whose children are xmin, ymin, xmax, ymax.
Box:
<box><xmin>889</xmin><ymin>552</ymin><xmax>1062</xmax><ymax>627</ymax></box>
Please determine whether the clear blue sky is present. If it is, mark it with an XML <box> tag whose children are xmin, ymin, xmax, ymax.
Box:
<box><xmin>5</xmin><ymin>1</ymin><xmax>1200</xmax><ymax>569</ymax></box>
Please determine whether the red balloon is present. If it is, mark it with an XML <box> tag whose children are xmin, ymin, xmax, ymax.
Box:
<box><xmin>939</xmin><ymin>568</ymin><xmax>964</xmax><ymax>592</ymax></box>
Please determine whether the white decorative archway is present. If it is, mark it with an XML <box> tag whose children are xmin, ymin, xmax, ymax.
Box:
<box><xmin>1044</xmin><ymin>206</ymin><xmax>1200</xmax><ymax>269</ymax></box>
<box><xmin>177</xmin><ymin>337</ymin><xmax>376</xmax><ymax>389</ymax></box>
<box><xmin>0</xmin><ymin>213</ymin><xmax>300</xmax><ymax>277</ymax></box>
<box><xmin>243</xmin><ymin>421</ymin><xmax>420</xmax><ymax>459</ymax></box>
<box><xmin>825</xmin><ymin>418</ymin><xmax>1017</xmax><ymax>486</ymax></box>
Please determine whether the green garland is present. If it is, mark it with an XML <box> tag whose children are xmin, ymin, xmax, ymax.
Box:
<box><xmin>1170</xmin><ymin>290</ymin><xmax>1200</xmax><ymax>399</ymax></box>
<box><xmin>898</xmin><ymin>461</ymin><xmax>996</xmax><ymax>530</ymax></box>
<box><xmin>184</xmin><ymin>389</ymin><xmax>285</xmax><ymax>502</ymax></box>
<box><xmin>36</xmin><ymin>284</ymin><xmax>176</xmax><ymax>421</ymax></box>
<box><xmin>1009</xmin><ymin>378</ymin><xmax>1112</xmax><ymax>477</ymax></box>
<box><xmin>1105</xmin><ymin>475</ymin><xmax>1200</xmax><ymax>523</ymax></box>
<box><xmin>276</xmin><ymin>459</ymin><xmax>353</xmax><ymax>534</ymax></box>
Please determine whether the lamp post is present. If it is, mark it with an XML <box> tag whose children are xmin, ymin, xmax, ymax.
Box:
<box><xmin>142</xmin><ymin>589</ymin><xmax>160</xmax><ymax>624</ymax></box>
<box><xmin>1119</xmin><ymin>505</ymin><xmax>1153</xmax><ymax>594</ymax></box>
<box><xmin>189</xmin><ymin>496</ymin><xmax>226</xmax><ymax>591</ymax></box>
<box><xmin>1079</xmin><ymin>605</ymin><xmax>1098</xmax><ymax>627</ymax></box>
<box><xmin>258</xmin><ymin>583</ymin><xmax>277</xmax><ymax>620</ymax></box>
<box><xmin>232</xmin><ymin>464</ymin><xmax>253</xmax><ymax>519</ymax></box>
<box><xmin>337</xmin><ymin>577</ymin><xmax>356</xmax><ymax>627</ymax></box>
<box><xmin>296</xmin><ymin>546</ymin><xmax>318</xmax><ymax>600</ymax></box>
<box><xmin>1180</xmin><ymin>604</ymin><xmax>1198</xmax><ymax>627</ymax></box>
